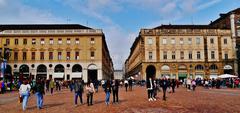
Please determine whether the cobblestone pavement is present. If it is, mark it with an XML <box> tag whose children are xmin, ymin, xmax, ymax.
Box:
<box><xmin>0</xmin><ymin>86</ymin><xmax>240</xmax><ymax>113</ymax></box>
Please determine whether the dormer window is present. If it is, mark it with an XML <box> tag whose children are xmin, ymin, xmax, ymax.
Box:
<box><xmin>40</xmin><ymin>38</ymin><xmax>45</xmax><ymax>44</ymax></box>
<box><xmin>58</xmin><ymin>38</ymin><xmax>62</xmax><ymax>44</ymax></box>
<box><xmin>75</xmin><ymin>38</ymin><xmax>79</xmax><ymax>44</ymax></box>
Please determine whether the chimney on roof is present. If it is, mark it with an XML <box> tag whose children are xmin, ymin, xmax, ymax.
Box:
<box><xmin>220</xmin><ymin>13</ymin><xmax>226</xmax><ymax>17</ymax></box>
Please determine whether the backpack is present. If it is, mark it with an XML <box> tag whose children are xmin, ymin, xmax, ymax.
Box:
<box><xmin>77</xmin><ymin>82</ymin><xmax>83</xmax><ymax>92</ymax></box>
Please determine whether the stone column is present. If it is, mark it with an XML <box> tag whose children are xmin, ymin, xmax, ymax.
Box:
<box><xmin>83</xmin><ymin>68</ymin><xmax>88</xmax><ymax>83</ymax></box>
<box><xmin>98</xmin><ymin>69</ymin><xmax>102</xmax><ymax>80</ymax></box>
<box><xmin>230</xmin><ymin>13</ymin><xmax>238</xmax><ymax>74</ymax></box>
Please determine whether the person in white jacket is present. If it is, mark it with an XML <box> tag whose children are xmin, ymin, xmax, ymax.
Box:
<box><xmin>19</xmin><ymin>80</ymin><xmax>31</xmax><ymax>111</ymax></box>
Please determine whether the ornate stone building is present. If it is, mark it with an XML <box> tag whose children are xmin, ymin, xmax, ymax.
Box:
<box><xmin>0</xmin><ymin>24</ymin><xmax>113</xmax><ymax>82</ymax></box>
<box><xmin>125</xmin><ymin>25</ymin><xmax>235</xmax><ymax>81</ymax></box>
<box><xmin>210</xmin><ymin>8</ymin><xmax>240</xmax><ymax>76</ymax></box>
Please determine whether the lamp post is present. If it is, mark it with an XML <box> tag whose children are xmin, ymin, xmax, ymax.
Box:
<box><xmin>0</xmin><ymin>44</ymin><xmax>11</xmax><ymax>82</ymax></box>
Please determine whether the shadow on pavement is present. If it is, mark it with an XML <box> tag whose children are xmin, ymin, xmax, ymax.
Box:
<box><xmin>27</xmin><ymin>102</ymin><xmax>65</xmax><ymax>110</ymax></box>
<box><xmin>94</xmin><ymin>99</ymin><xmax>128</xmax><ymax>105</ymax></box>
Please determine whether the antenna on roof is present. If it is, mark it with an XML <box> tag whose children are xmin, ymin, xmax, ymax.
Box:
<box><xmin>191</xmin><ymin>16</ymin><xmax>194</xmax><ymax>25</ymax></box>
<box><xmin>67</xmin><ymin>17</ymin><xmax>71</xmax><ymax>24</ymax></box>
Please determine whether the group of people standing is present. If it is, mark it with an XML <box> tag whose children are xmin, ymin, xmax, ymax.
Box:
<box><xmin>73</xmin><ymin>78</ymin><xmax>98</xmax><ymax>106</ymax></box>
<box><xmin>146</xmin><ymin>77</ymin><xmax>177</xmax><ymax>101</ymax></box>
<box><xmin>73</xmin><ymin>79</ymin><xmax>121</xmax><ymax>107</ymax></box>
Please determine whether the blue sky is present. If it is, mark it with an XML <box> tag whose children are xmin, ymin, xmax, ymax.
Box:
<box><xmin>0</xmin><ymin>0</ymin><xmax>239</xmax><ymax>69</ymax></box>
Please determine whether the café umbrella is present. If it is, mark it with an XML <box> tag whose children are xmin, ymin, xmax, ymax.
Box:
<box><xmin>218</xmin><ymin>74</ymin><xmax>238</xmax><ymax>78</ymax></box>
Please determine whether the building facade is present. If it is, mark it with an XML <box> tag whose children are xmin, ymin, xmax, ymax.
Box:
<box><xmin>114</xmin><ymin>70</ymin><xmax>124</xmax><ymax>80</ymax></box>
<box><xmin>210</xmin><ymin>8</ymin><xmax>240</xmax><ymax>76</ymax></box>
<box><xmin>0</xmin><ymin>24</ymin><xmax>113</xmax><ymax>82</ymax></box>
<box><xmin>125</xmin><ymin>25</ymin><xmax>235</xmax><ymax>81</ymax></box>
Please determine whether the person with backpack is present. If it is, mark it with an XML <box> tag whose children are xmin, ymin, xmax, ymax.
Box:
<box><xmin>74</xmin><ymin>79</ymin><xmax>84</xmax><ymax>106</ymax></box>
<box><xmin>33</xmin><ymin>79</ymin><xmax>45</xmax><ymax>109</ymax></box>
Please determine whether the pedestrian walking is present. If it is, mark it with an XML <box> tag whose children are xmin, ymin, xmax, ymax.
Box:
<box><xmin>171</xmin><ymin>79</ymin><xmax>176</xmax><ymax>93</ymax></box>
<box><xmin>187</xmin><ymin>78</ymin><xmax>191</xmax><ymax>90</ymax></box>
<box><xmin>94</xmin><ymin>80</ymin><xmax>99</xmax><ymax>93</ymax></box>
<box><xmin>128</xmin><ymin>78</ymin><xmax>133</xmax><ymax>91</ymax></box>
<box><xmin>56</xmin><ymin>80</ymin><xmax>61</xmax><ymax>91</ymax></box>
<box><xmin>124</xmin><ymin>79</ymin><xmax>128</xmax><ymax>92</ymax></box>
<box><xmin>192</xmin><ymin>79</ymin><xmax>196</xmax><ymax>91</ymax></box>
<box><xmin>0</xmin><ymin>80</ymin><xmax>2</xmax><ymax>94</ymax></box>
<box><xmin>147</xmin><ymin>77</ymin><xmax>155</xmax><ymax>101</ymax></box>
<box><xmin>153</xmin><ymin>80</ymin><xmax>158</xmax><ymax>99</ymax></box>
<box><xmin>19</xmin><ymin>80</ymin><xmax>31</xmax><ymax>111</ymax></box>
<box><xmin>216</xmin><ymin>79</ymin><xmax>221</xmax><ymax>89</ymax></box>
<box><xmin>205</xmin><ymin>80</ymin><xmax>209</xmax><ymax>89</ymax></box>
<box><xmin>49</xmin><ymin>79</ymin><xmax>55</xmax><ymax>95</ymax></box>
<box><xmin>70</xmin><ymin>80</ymin><xmax>74</xmax><ymax>92</ymax></box>
<box><xmin>112</xmin><ymin>80</ymin><xmax>119</xmax><ymax>104</ymax></box>
<box><xmin>160</xmin><ymin>77</ymin><xmax>168</xmax><ymax>101</ymax></box>
<box><xmin>33</xmin><ymin>79</ymin><xmax>45</xmax><ymax>109</ymax></box>
<box><xmin>46</xmin><ymin>80</ymin><xmax>50</xmax><ymax>92</ymax></box>
<box><xmin>86</xmin><ymin>80</ymin><xmax>95</xmax><ymax>106</ymax></box>
<box><xmin>74</xmin><ymin>79</ymin><xmax>84</xmax><ymax>106</ymax></box>
<box><xmin>104</xmin><ymin>80</ymin><xmax>111</xmax><ymax>105</ymax></box>
<box><xmin>1</xmin><ymin>81</ymin><xmax>5</xmax><ymax>94</ymax></box>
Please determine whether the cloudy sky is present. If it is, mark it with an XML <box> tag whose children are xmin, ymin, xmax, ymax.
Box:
<box><xmin>0</xmin><ymin>0</ymin><xmax>239</xmax><ymax>69</ymax></box>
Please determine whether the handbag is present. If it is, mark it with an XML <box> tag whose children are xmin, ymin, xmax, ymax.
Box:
<box><xmin>19</xmin><ymin>95</ymin><xmax>23</xmax><ymax>103</ymax></box>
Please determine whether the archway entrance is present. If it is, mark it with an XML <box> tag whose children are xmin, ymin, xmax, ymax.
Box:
<box><xmin>72</xmin><ymin>64</ymin><xmax>83</xmax><ymax>80</ymax></box>
<box><xmin>209</xmin><ymin>64</ymin><xmax>218</xmax><ymax>79</ymax></box>
<box><xmin>54</xmin><ymin>64</ymin><xmax>65</xmax><ymax>80</ymax></box>
<box><xmin>223</xmin><ymin>65</ymin><xmax>233</xmax><ymax>74</ymax></box>
<box><xmin>161</xmin><ymin>65</ymin><xmax>170</xmax><ymax>78</ymax></box>
<box><xmin>87</xmin><ymin>64</ymin><xmax>98</xmax><ymax>82</ymax></box>
<box><xmin>37</xmin><ymin>64</ymin><xmax>47</xmax><ymax>80</ymax></box>
<box><xmin>19</xmin><ymin>64</ymin><xmax>29</xmax><ymax>80</ymax></box>
<box><xmin>146</xmin><ymin>65</ymin><xmax>156</xmax><ymax>80</ymax></box>
<box><xmin>195</xmin><ymin>64</ymin><xmax>204</xmax><ymax>79</ymax></box>
<box><xmin>178</xmin><ymin>64</ymin><xmax>187</xmax><ymax>81</ymax></box>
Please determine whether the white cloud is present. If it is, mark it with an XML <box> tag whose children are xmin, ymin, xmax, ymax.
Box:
<box><xmin>0</xmin><ymin>0</ymin><xmax>223</xmax><ymax>69</ymax></box>
<box><xmin>57</xmin><ymin>0</ymin><xmax>223</xmax><ymax>69</ymax></box>
<box><xmin>197</xmin><ymin>0</ymin><xmax>222</xmax><ymax>10</ymax></box>
<box><xmin>0</xmin><ymin>0</ymin><xmax>63</xmax><ymax>24</ymax></box>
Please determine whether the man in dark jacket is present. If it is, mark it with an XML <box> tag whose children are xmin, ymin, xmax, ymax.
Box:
<box><xmin>128</xmin><ymin>78</ymin><xmax>133</xmax><ymax>91</ymax></box>
<box><xmin>74</xmin><ymin>79</ymin><xmax>84</xmax><ymax>106</ymax></box>
<box><xmin>171</xmin><ymin>79</ymin><xmax>176</xmax><ymax>93</ymax></box>
<box><xmin>33</xmin><ymin>79</ymin><xmax>45</xmax><ymax>109</ymax></box>
<box><xmin>160</xmin><ymin>77</ymin><xmax>168</xmax><ymax>101</ymax></box>
<box><xmin>112</xmin><ymin>80</ymin><xmax>119</xmax><ymax>103</ymax></box>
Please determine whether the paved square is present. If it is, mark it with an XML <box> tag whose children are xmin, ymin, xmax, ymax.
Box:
<box><xmin>0</xmin><ymin>86</ymin><xmax>240</xmax><ymax>113</ymax></box>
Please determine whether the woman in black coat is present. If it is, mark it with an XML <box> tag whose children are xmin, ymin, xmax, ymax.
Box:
<box><xmin>146</xmin><ymin>77</ymin><xmax>155</xmax><ymax>101</ymax></box>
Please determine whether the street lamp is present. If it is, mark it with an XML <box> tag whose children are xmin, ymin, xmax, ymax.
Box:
<box><xmin>0</xmin><ymin>44</ymin><xmax>12</xmax><ymax>82</ymax></box>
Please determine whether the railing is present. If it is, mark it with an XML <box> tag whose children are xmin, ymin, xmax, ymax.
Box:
<box><xmin>0</xmin><ymin>29</ymin><xmax>103</xmax><ymax>35</ymax></box>
<box><xmin>140</xmin><ymin>29</ymin><xmax>231</xmax><ymax>35</ymax></box>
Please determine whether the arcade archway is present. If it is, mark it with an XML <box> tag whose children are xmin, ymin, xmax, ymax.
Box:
<box><xmin>146</xmin><ymin>65</ymin><xmax>156</xmax><ymax>80</ymax></box>
<box><xmin>37</xmin><ymin>64</ymin><xmax>47</xmax><ymax>80</ymax></box>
